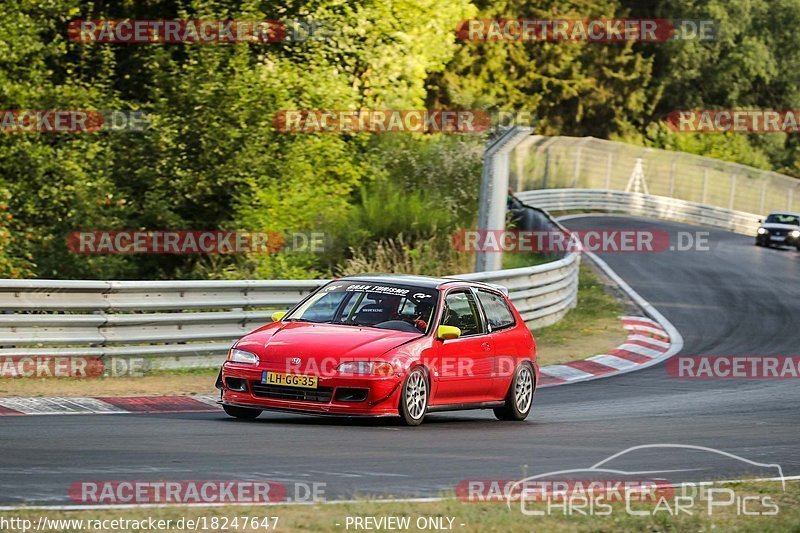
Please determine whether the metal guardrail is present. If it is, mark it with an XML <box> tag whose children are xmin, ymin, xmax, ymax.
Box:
<box><xmin>517</xmin><ymin>188</ymin><xmax>762</xmax><ymax>236</ymax></box>
<box><xmin>0</xmin><ymin>280</ymin><xmax>325</xmax><ymax>361</ymax></box>
<box><xmin>458</xmin><ymin>253</ymin><xmax>579</xmax><ymax>329</ymax></box>
<box><xmin>0</xmin><ymin>254</ymin><xmax>580</xmax><ymax>362</ymax></box>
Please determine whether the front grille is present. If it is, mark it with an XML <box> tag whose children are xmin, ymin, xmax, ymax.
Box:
<box><xmin>250</xmin><ymin>382</ymin><xmax>334</xmax><ymax>403</ymax></box>
<box><xmin>225</xmin><ymin>377</ymin><xmax>248</xmax><ymax>392</ymax></box>
<box><xmin>771</xmin><ymin>229</ymin><xmax>787</xmax><ymax>236</ymax></box>
<box><xmin>334</xmin><ymin>388</ymin><xmax>369</xmax><ymax>402</ymax></box>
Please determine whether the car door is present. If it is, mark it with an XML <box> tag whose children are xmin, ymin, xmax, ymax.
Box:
<box><xmin>430</xmin><ymin>289</ymin><xmax>494</xmax><ymax>405</ymax></box>
<box><xmin>474</xmin><ymin>288</ymin><xmax>520</xmax><ymax>399</ymax></box>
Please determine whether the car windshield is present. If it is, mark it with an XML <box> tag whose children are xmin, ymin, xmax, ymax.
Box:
<box><xmin>765</xmin><ymin>213</ymin><xmax>800</xmax><ymax>225</ymax></box>
<box><xmin>285</xmin><ymin>281</ymin><xmax>438</xmax><ymax>334</ymax></box>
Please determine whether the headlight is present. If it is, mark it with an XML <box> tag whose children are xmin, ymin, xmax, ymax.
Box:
<box><xmin>757</xmin><ymin>228</ymin><xmax>768</xmax><ymax>235</ymax></box>
<box><xmin>791</xmin><ymin>230</ymin><xmax>800</xmax><ymax>238</ymax></box>
<box><xmin>337</xmin><ymin>361</ymin><xmax>394</xmax><ymax>376</ymax></box>
<box><xmin>228</xmin><ymin>348</ymin><xmax>259</xmax><ymax>365</ymax></box>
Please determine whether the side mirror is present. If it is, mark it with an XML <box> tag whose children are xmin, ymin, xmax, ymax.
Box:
<box><xmin>271</xmin><ymin>311</ymin><xmax>287</xmax><ymax>322</ymax></box>
<box><xmin>437</xmin><ymin>325</ymin><xmax>462</xmax><ymax>341</ymax></box>
<box><xmin>758</xmin><ymin>219</ymin><xmax>762</xmax><ymax>223</ymax></box>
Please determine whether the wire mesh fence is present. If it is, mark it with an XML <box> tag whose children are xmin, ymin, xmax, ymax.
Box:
<box><xmin>511</xmin><ymin>136</ymin><xmax>800</xmax><ymax>215</ymax></box>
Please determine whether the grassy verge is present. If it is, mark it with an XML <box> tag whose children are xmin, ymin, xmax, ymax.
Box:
<box><xmin>0</xmin><ymin>481</ymin><xmax>795</xmax><ymax>532</ymax></box>
<box><xmin>0</xmin><ymin>367</ymin><xmax>220</xmax><ymax>398</ymax></box>
<box><xmin>532</xmin><ymin>264</ymin><xmax>627</xmax><ymax>367</ymax></box>
<box><xmin>501</xmin><ymin>252</ymin><xmax>561</xmax><ymax>269</ymax></box>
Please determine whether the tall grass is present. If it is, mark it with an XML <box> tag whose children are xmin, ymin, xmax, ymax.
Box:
<box><xmin>336</xmin><ymin>234</ymin><xmax>473</xmax><ymax>277</ymax></box>
<box><xmin>345</xmin><ymin>181</ymin><xmax>457</xmax><ymax>244</ymax></box>
<box><xmin>329</xmin><ymin>135</ymin><xmax>483</xmax><ymax>278</ymax></box>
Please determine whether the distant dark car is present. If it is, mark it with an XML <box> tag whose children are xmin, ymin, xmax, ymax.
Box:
<box><xmin>216</xmin><ymin>275</ymin><xmax>538</xmax><ymax>425</ymax></box>
<box><xmin>755</xmin><ymin>212</ymin><xmax>800</xmax><ymax>250</ymax></box>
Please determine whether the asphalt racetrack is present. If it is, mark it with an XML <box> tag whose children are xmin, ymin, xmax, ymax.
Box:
<box><xmin>1</xmin><ymin>215</ymin><xmax>799</xmax><ymax>506</ymax></box>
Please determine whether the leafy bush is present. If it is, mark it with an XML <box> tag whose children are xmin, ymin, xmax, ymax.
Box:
<box><xmin>329</xmin><ymin>134</ymin><xmax>483</xmax><ymax>278</ymax></box>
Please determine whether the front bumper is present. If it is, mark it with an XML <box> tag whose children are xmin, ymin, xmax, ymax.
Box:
<box><xmin>757</xmin><ymin>232</ymin><xmax>800</xmax><ymax>246</ymax></box>
<box><xmin>218</xmin><ymin>362</ymin><xmax>404</xmax><ymax>417</ymax></box>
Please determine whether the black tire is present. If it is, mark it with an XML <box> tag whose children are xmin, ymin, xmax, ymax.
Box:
<box><xmin>398</xmin><ymin>367</ymin><xmax>428</xmax><ymax>426</ymax></box>
<box><xmin>223</xmin><ymin>404</ymin><xmax>262</xmax><ymax>419</ymax></box>
<box><xmin>755</xmin><ymin>239</ymin><xmax>763</xmax><ymax>247</ymax></box>
<box><xmin>494</xmin><ymin>363</ymin><xmax>535</xmax><ymax>421</ymax></box>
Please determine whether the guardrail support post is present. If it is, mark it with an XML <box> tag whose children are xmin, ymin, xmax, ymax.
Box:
<box><xmin>669</xmin><ymin>158</ymin><xmax>676</xmax><ymax>197</ymax></box>
<box><xmin>572</xmin><ymin>148</ymin><xmax>582</xmax><ymax>187</ymax></box>
<box><xmin>543</xmin><ymin>145</ymin><xmax>551</xmax><ymax>188</ymax></box>
<box><xmin>702</xmin><ymin>168</ymin><xmax>709</xmax><ymax>204</ymax></box>
<box><xmin>513</xmin><ymin>149</ymin><xmax>526</xmax><ymax>192</ymax></box>
<box><xmin>475</xmin><ymin>127</ymin><xmax>534</xmax><ymax>272</ymax></box>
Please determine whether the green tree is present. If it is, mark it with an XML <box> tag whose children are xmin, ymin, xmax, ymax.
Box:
<box><xmin>429</xmin><ymin>0</ymin><xmax>655</xmax><ymax>138</ymax></box>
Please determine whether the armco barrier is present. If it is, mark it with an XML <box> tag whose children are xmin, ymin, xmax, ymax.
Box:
<box><xmin>457</xmin><ymin>252</ymin><xmax>579</xmax><ymax>328</ymax></box>
<box><xmin>0</xmin><ymin>252</ymin><xmax>579</xmax><ymax>364</ymax></box>
<box><xmin>0</xmin><ymin>279</ymin><xmax>323</xmax><ymax>363</ymax></box>
<box><xmin>517</xmin><ymin>188</ymin><xmax>763</xmax><ymax>236</ymax></box>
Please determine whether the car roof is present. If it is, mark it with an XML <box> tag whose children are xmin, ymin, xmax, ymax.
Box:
<box><xmin>336</xmin><ymin>274</ymin><xmax>501</xmax><ymax>292</ymax></box>
<box><xmin>766</xmin><ymin>211</ymin><xmax>800</xmax><ymax>217</ymax></box>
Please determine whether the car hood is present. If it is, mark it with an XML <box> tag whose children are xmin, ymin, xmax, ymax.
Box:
<box><xmin>235</xmin><ymin>322</ymin><xmax>422</xmax><ymax>363</ymax></box>
<box><xmin>762</xmin><ymin>223</ymin><xmax>800</xmax><ymax>231</ymax></box>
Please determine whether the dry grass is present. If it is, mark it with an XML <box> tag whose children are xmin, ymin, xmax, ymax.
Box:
<box><xmin>533</xmin><ymin>265</ymin><xmax>627</xmax><ymax>367</ymax></box>
<box><xmin>535</xmin><ymin>315</ymin><xmax>627</xmax><ymax>367</ymax></box>
<box><xmin>0</xmin><ymin>480</ymin><xmax>796</xmax><ymax>532</ymax></box>
<box><xmin>0</xmin><ymin>368</ymin><xmax>219</xmax><ymax>398</ymax></box>
<box><xmin>336</xmin><ymin>235</ymin><xmax>473</xmax><ymax>277</ymax></box>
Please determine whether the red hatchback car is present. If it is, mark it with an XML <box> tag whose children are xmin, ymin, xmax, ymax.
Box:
<box><xmin>216</xmin><ymin>275</ymin><xmax>538</xmax><ymax>425</ymax></box>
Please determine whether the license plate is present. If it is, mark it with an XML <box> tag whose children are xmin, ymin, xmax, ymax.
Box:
<box><xmin>261</xmin><ymin>371</ymin><xmax>318</xmax><ymax>389</ymax></box>
<box><xmin>770</xmin><ymin>236</ymin><xmax>785</xmax><ymax>241</ymax></box>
